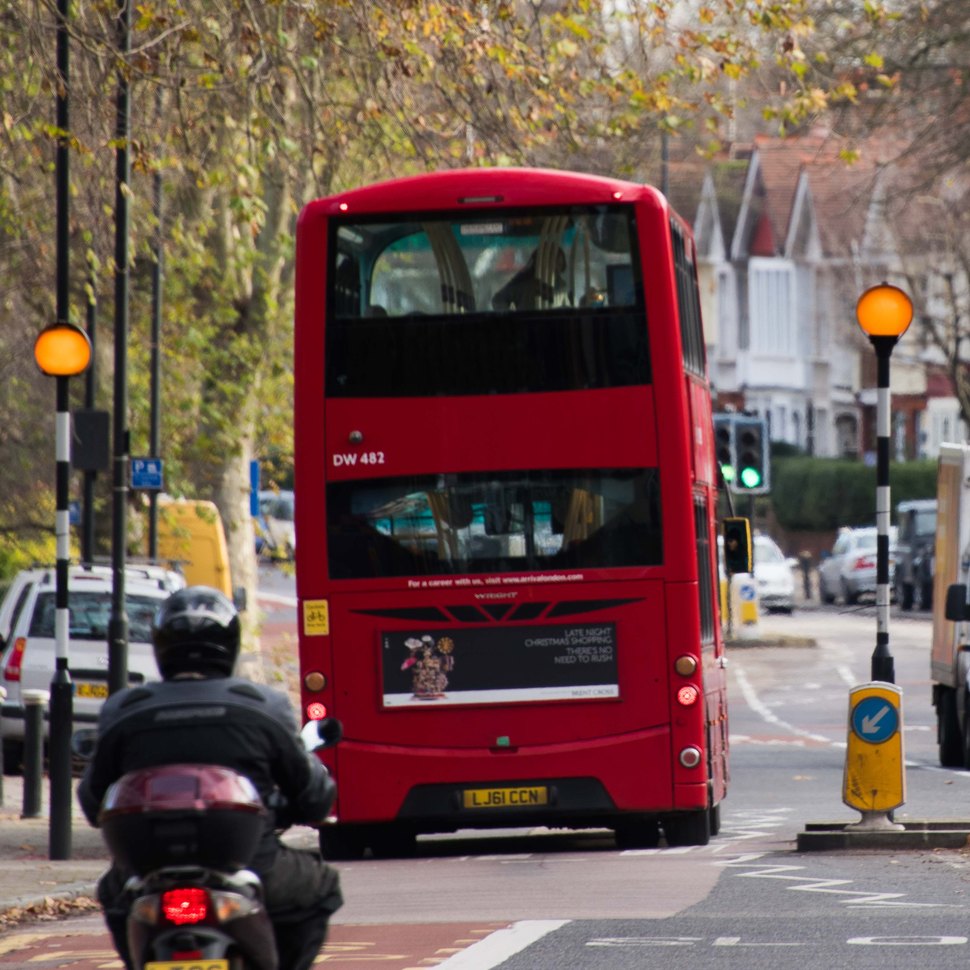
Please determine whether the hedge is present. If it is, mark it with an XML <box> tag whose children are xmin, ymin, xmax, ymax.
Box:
<box><xmin>770</xmin><ymin>457</ymin><xmax>937</xmax><ymax>532</ymax></box>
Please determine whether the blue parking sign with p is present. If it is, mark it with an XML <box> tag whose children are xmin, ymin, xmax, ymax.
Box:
<box><xmin>130</xmin><ymin>457</ymin><xmax>164</xmax><ymax>491</ymax></box>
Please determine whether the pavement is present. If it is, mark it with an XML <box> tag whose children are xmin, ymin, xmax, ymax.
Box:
<box><xmin>0</xmin><ymin>770</ymin><xmax>107</xmax><ymax>921</ymax></box>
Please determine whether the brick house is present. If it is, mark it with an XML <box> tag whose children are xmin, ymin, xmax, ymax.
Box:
<box><xmin>689</xmin><ymin>130</ymin><xmax>967</xmax><ymax>462</ymax></box>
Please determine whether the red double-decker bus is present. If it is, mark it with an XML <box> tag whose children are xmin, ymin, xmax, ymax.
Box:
<box><xmin>293</xmin><ymin>168</ymin><xmax>727</xmax><ymax>858</ymax></box>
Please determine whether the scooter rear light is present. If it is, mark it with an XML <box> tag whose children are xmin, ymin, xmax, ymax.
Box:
<box><xmin>161</xmin><ymin>887</ymin><xmax>209</xmax><ymax>925</ymax></box>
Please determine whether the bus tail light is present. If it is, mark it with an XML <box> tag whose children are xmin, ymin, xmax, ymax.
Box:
<box><xmin>674</xmin><ymin>654</ymin><xmax>698</xmax><ymax>677</ymax></box>
<box><xmin>304</xmin><ymin>671</ymin><xmax>327</xmax><ymax>692</ymax></box>
<box><xmin>676</xmin><ymin>684</ymin><xmax>699</xmax><ymax>706</ymax></box>
<box><xmin>305</xmin><ymin>702</ymin><xmax>327</xmax><ymax>720</ymax></box>
<box><xmin>3</xmin><ymin>637</ymin><xmax>26</xmax><ymax>681</ymax></box>
<box><xmin>679</xmin><ymin>746</ymin><xmax>702</xmax><ymax>769</ymax></box>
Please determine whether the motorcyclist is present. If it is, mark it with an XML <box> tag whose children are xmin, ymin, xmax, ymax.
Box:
<box><xmin>78</xmin><ymin>585</ymin><xmax>343</xmax><ymax>970</ymax></box>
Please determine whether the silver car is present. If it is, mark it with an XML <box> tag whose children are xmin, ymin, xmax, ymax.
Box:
<box><xmin>818</xmin><ymin>526</ymin><xmax>897</xmax><ymax>606</ymax></box>
<box><xmin>0</xmin><ymin>563</ymin><xmax>184</xmax><ymax>769</ymax></box>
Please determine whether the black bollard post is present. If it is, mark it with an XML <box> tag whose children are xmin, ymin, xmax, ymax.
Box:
<box><xmin>22</xmin><ymin>689</ymin><xmax>49</xmax><ymax>819</ymax></box>
<box><xmin>798</xmin><ymin>551</ymin><xmax>813</xmax><ymax>601</ymax></box>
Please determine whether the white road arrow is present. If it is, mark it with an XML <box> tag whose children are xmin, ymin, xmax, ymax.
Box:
<box><xmin>861</xmin><ymin>705</ymin><xmax>891</xmax><ymax>734</ymax></box>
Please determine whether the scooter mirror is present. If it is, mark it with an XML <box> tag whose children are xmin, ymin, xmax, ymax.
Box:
<box><xmin>300</xmin><ymin>716</ymin><xmax>343</xmax><ymax>753</ymax></box>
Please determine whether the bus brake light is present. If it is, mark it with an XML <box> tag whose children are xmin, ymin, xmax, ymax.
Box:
<box><xmin>306</xmin><ymin>702</ymin><xmax>328</xmax><ymax>720</ymax></box>
<box><xmin>677</xmin><ymin>685</ymin><xmax>699</xmax><ymax>706</ymax></box>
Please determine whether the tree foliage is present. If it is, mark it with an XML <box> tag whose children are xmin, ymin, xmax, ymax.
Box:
<box><xmin>0</xmin><ymin>0</ymin><xmax>909</xmax><ymax>649</ymax></box>
<box><xmin>773</xmin><ymin>456</ymin><xmax>936</xmax><ymax>532</ymax></box>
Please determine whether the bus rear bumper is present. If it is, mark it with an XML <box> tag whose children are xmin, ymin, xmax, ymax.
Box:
<box><xmin>332</xmin><ymin>731</ymin><xmax>712</xmax><ymax>829</ymax></box>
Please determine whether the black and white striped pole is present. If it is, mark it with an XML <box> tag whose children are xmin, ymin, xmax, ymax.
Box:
<box><xmin>33</xmin><ymin>322</ymin><xmax>91</xmax><ymax>860</ymax></box>
<box><xmin>856</xmin><ymin>283</ymin><xmax>914</xmax><ymax>684</ymax></box>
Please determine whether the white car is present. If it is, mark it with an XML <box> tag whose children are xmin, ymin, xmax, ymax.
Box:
<box><xmin>0</xmin><ymin>563</ymin><xmax>184</xmax><ymax>769</ymax></box>
<box><xmin>718</xmin><ymin>532</ymin><xmax>796</xmax><ymax>614</ymax></box>
<box><xmin>751</xmin><ymin>534</ymin><xmax>796</xmax><ymax>614</ymax></box>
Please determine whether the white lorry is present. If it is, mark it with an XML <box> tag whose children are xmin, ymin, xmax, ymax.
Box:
<box><xmin>930</xmin><ymin>441</ymin><xmax>970</xmax><ymax>767</ymax></box>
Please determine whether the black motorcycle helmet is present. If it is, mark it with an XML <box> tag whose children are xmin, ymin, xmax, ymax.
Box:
<box><xmin>152</xmin><ymin>586</ymin><xmax>241</xmax><ymax>679</ymax></box>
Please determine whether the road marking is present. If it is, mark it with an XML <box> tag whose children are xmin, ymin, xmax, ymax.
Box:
<box><xmin>732</xmin><ymin>664</ymin><xmax>833</xmax><ymax>743</ymax></box>
<box><xmin>587</xmin><ymin>937</ymin><xmax>700</xmax><ymax>947</ymax></box>
<box><xmin>583</xmin><ymin>935</ymin><xmax>969</xmax><ymax>949</ymax></box>
<box><xmin>848</xmin><ymin>936</ymin><xmax>967</xmax><ymax>945</ymax></box>
<box><xmin>836</xmin><ymin>663</ymin><xmax>857</xmax><ymax>686</ymax></box>
<box><xmin>719</xmin><ymin>852</ymin><xmax>950</xmax><ymax>908</ymax></box>
<box><xmin>713</xmin><ymin>936</ymin><xmax>803</xmax><ymax>946</ymax></box>
<box><xmin>0</xmin><ymin>933</ymin><xmax>52</xmax><ymax>956</ymax></box>
<box><xmin>434</xmin><ymin>920</ymin><xmax>569</xmax><ymax>968</ymax></box>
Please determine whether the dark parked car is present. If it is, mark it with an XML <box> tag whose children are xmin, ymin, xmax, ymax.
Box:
<box><xmin>894</xmin><ymin>498</ymin><xmax>937</xmax><ymax>611</ymax></box>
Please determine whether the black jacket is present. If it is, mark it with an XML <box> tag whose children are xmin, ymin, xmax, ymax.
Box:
<box><xmin>78</xmin><ymin>676</ymin><xmax>336</xmax><ymax>870</ymax></box>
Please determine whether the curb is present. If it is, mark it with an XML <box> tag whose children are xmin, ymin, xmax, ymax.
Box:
<box><xmin>726</xmin><ymin>634</ymin><xmax>817</xmax><ymax>648</ymax></box>
<box><xmin>798</xmin><ymin>819</ymin><xmax>970</xmax><ymax>851</ymax></box>
<box><xmin>0</xmin><ymin>883</ymin><xmax>100</xmax><ymax>924</ymax></box>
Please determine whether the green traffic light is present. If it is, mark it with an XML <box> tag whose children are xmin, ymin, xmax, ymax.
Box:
<box><xmin>720</xmin><ymin>463</ymin><xmax>736</xmax><ymax>483</ymax></box>
<box><xmin>739</xmin><ymin>466</ymin><xmax>762</xmax><ymax>489</ymax></box>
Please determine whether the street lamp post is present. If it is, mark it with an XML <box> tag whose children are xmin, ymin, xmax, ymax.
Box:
<box><xmin>33</xmin><ymin>322</ymin><xmax>91</xmax><ymax>861</ymax></box>
<box><xmin>856</xmin><ymin>282</ymin><xmax>914</xmax><ymax>684</ymax></box>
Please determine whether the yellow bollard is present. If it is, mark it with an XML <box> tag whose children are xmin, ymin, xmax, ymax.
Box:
<box><xmin>843</xmin><ymin>682</ymin><xmax>905</xmax><ymax>830</ymax></box>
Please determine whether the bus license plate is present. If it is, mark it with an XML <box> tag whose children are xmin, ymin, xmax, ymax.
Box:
<box><xmin>146</xmin><ymin>960</ymin><xmax>229</xmax><ymax>970</ymax></box>
<box><xmin>462</xmin><ymin>786</ymin><xmax>548</xmax><ymax>809</ymax></box>
<box><xmin>76</xmin><ymin>682</ymin><xmax>108</xmax><ymax>699</ymax></box>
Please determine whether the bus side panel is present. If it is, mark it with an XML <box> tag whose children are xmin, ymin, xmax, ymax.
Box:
<box><xmin>294</xmin><ymin>203</ymin><xmax>330</xmax><ymax>596</ymax></box>
<box><xmin>688</xmin><ymin>378</ymin><xmax>717</xmax><ymax>489</ymax></box>
<box><xmin>636</xmin><ymin>199</ymin><xmax>697</xmax><ymax>584</ymax></box>
<box><xmin>664</xmin><ymin>580</ymin><xmax>724</xmax><ymax>809</ymax></box>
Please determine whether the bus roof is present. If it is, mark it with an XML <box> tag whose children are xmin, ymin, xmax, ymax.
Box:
<box><xmin>301</xmin><ymin>167</ymin><xmax>667</xmax><ymax>219</ymax></box>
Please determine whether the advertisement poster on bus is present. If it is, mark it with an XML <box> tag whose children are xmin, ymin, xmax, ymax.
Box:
<box><xmin>381</xmin><ymin>623</ymin><xmax>619</xmax><ymax>707</ymax></box>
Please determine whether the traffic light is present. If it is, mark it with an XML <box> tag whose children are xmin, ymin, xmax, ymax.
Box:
<box><xmin>723</xmin><ymin>517</ymin><xmax>752</xmax><ymax>575</ymax></box>
<box><xmin>733</xmin><ymin>416</ymin><xmax>769</xmax><ymax>494</ymax></box>
<box><xmin>713</xmin><ymin>413</ymin><xmax>736</xmax><ymax>486</ymax></box>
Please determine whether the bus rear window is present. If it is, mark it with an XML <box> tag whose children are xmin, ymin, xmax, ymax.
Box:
<box><xmin>326</xmin><ymin>207</ymin><xmax>649</xmax><ymax>397</ymax></box>
<box><xmin>326</xmin><ymin>468</ymin><xmax>662</xmax><ymax>580</ymax></box>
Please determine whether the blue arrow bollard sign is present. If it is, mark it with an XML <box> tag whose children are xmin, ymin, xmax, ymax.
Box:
<box><xmin>851</xmin><ymin>695</ymin><xmax>899</xmax><ymax>744</ymax></box>
<box><xmin>843</xmin><ymin>682</ymin><xmax>905</xmax><ymax>815</ymax></box>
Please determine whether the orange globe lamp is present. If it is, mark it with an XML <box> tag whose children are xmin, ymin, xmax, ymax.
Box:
<box><xmin>34</xmin><ymin>322</ymin><xmax>91</xmax><ymax>377</ymax></box>
<box><xmin>856</xmin><ymin>283</ymin><xmax>914</xmax><ymax>340</ymax></box>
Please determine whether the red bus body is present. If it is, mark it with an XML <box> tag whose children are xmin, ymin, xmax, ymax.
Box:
<box><xmin>294</xmin><ymin>168</ymin><xmax>726</xmax><ymax>855</ymax></box>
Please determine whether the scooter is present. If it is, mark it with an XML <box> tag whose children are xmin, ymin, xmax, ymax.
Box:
<box><xmin>85</xmin><ymin>717</ymin><xmax>341</xmax><ymax>970</ymax></box>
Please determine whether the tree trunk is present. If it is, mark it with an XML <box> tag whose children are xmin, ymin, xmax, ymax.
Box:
<box><xmin>212</xmin><ymin>429</ymin><xmax>262</xmax><ymax>680</ymax></box>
